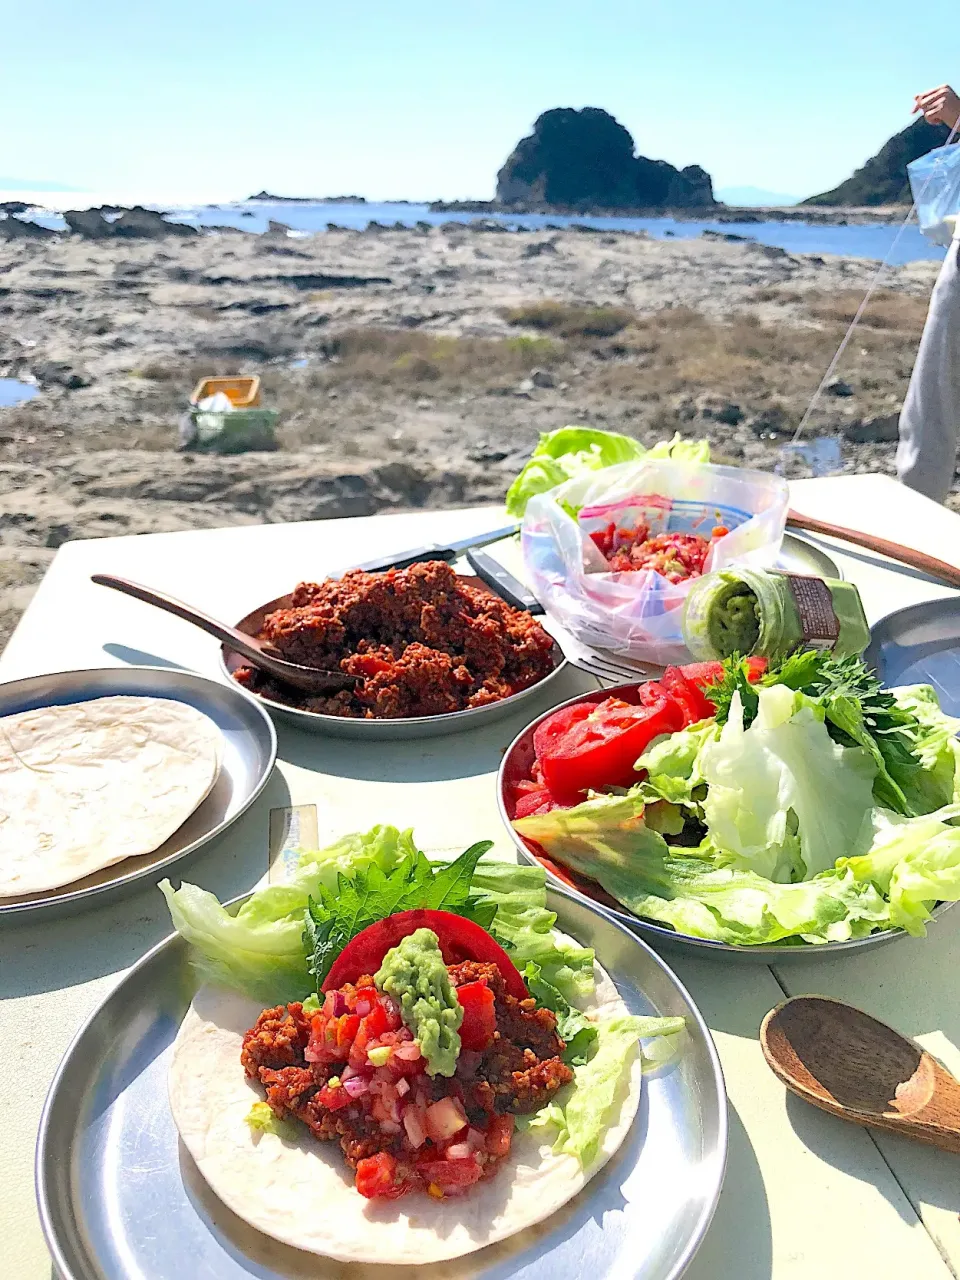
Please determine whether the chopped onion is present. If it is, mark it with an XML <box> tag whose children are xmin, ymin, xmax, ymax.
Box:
<box><xmin>304</xmin><ymin>1044</ymin><xmax>321</xmax><ymax>1063</ymax></box>
<box><xmin>341</xmin><ymin>1065</ymin><xmax>357</xmax><ymax>1081</ymax></box>
<box><xmin>395</xmin><ymin>1042</ymin><xmax>421</xmax><ymax>1061</ymax></box>
<box><xmin>355</xmin><ymin>997</ymin><xmax>372</xmax><ymax>1017</ymax></box>
<box><xmin>395</xmin><ymin>1078</ymin><xmax>410</xmax><ymax>1097</ymax></box>
<box><xmin>343</xmin><ymin>1075</ymin><xmax>369</xmax><ymax>1099</ymax></box>
<box><xmin>380</xmin><ymin>1120</ymin><xmax>401</xmax><ymax>1135</ymax></box>
<box><xmin>444</xmin><ymin>1142</ymin><xmax>473</xmax><ymax>1160</ymax></box>
<box><xmin>331</xmin><ymin>992</ymin><xmax>348</xmax><ymax>1017</ymax></box>
<box><xmin>425</xmin><ymin>1097</ymin><xmax>468</xmax><ymax>1142</ymax></box>
<box><xmin>465</xmin><ymin>1127</ymin><xmax>486</xmax><ymax>1151</ymax></box>
<box><xmin>403</xmin><ymin>1107</ymin><xmax>427</xmax><ymax>1148</ymax></box>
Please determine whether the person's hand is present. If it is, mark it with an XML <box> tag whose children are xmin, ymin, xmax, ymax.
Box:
<box><xmin>913</xmin><ymin>84</ymin><xmax>960</xmax><ymax>130</ymax></box>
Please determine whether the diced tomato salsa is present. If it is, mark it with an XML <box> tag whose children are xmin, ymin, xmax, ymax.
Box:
<box><xmin>241</xmin><ymin>961</ymin><xmax>574</xmax><ymax>1201</ymax></box>
<box><xmin>589</xmin><ymin>518</ymin><xmax>728</xmax><ymax>583</ymax></box>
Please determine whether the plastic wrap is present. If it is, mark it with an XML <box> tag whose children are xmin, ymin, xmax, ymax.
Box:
<box><xmin>521</xmin><ymin>459</ymin><xmax>789</xmax><ymax>664</ymax></box>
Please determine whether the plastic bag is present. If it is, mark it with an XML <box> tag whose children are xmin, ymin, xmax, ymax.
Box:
<box><xmin>522</xmin><ymin>459</ymin><xmax>789</xmax><ymax>665</ymax></box>
<box><xmin>908</xmin><ymin>143</ymin><xmax>960</xmax><ymax>246</ymax></box>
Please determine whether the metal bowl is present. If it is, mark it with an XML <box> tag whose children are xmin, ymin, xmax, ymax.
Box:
<box><xmin>0</xmin><ymin>666</ymin><xmax>276</xmax><ymax>918</ymax></box>
<box><xmin>219</xmin><ymin>576</ymin><xmax>568</xmax><ymax>739</ymax></box>
<box><xmin>497</xmin><ymin>681</ymin><xmax>955</xmax><ymax>961</ymax></box>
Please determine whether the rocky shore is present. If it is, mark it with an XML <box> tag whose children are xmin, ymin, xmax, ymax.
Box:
<box><xmin>0</xmin><ymin>218</ymin><xmax>943</xmax><ymax>647</ymax></box>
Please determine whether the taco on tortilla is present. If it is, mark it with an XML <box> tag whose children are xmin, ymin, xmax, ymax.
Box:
<box><xmin>162</xmin><ymin>830</ymin><xmax>684</xmax><ymax>1264</ymax></box>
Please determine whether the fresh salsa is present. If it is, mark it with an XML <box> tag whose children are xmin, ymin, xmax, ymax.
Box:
<box><xmin>590</xmin><ymin>518</ymin><xmax>728</xmax><ymax>582</ymax></box>
<box><xmin>241</xmin><ymin>943</ymin><xmax>573</xmax><ymax>1200</ymax></box>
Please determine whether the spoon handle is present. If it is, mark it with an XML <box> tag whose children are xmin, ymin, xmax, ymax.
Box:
<box><xmin>787</xmin><ymin>511</ymin><xmax>960</xmax><ymax>588</ymax></box>
<box><xmin>91</xmin><ymin>574</ymin><xmax>270</xmax><ymax>669</ymax></box>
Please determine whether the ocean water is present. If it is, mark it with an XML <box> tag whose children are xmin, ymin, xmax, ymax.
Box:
<box><xmin>25</xmin><ymin>199</ymin><xmax>946</xmax><ymax>265</ymax></box>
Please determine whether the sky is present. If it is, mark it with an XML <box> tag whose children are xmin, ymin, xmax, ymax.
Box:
<box><xmin>2</xmin><ymin>0</ymin><xmax>957</xmax><ymax>205</ymax></box>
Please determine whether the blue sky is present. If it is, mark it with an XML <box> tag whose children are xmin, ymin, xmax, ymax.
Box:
<box><xmin>2</xmin><ymin>0</ymin><xmax>956</xmax><ymax>203</ymax></box>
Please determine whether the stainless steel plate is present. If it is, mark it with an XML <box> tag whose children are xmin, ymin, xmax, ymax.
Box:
<box><xmin>498</xmin><ymin>684</ymin><xmax>955</xmax><ymax>962</ymax></box>
<box><xmin>37</xmin><ymin>886</ymin><xmax>726</xmax><ymax>1280</ymax></box>
<box><xmin>776</xmin><ymin>531</ymin><xmax>842</xmax><ymax>580</ymax></box>
<box><xmin>866</xmin><ymin>595</ymin><xmax>960</xmax><ymax>715</ymax></box>
<box><xmin>0</xmin><ymin>667</ymin><xmax>276</xmax><ymax>918</ymax></box>
<box><xmin>219</xmin><ymin>577</ymin><xmax>568</xmax><ymax>740</ymax></box>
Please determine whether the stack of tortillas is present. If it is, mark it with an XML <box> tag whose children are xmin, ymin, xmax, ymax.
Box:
<box><xmin>0</xmin><ymin>695</ymin><xmax>222</xmax><ymax>897</ymax></box>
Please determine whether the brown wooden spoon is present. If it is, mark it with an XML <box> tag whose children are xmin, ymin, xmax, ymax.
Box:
<box><xmin>761</xmin><ymin>995</ymin><xmax>960</xmax><ymax>1154</ymax></box>
<box><xmin>91</xmin><ymin>574</ymin><xmax>357</xmax><ymax>695</ymax></box>
<box><xmin>787</xmin><ymin>511</ymin><xmax>960</xmax><ymax>589</ymax></box>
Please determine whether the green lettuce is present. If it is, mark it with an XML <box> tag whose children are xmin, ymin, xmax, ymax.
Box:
<box><xmin>523</xmin><ymin>961</ymin><xmax>597</xmax><ymax>1065</ymax></box>
<box><xmin>636</xmin><ymin>722</ymin><xmax>718</xmax><ymax>808</ymax></box>
<box><xmin>504</xmin><ymin>427</ymin><xmax>709</xmax><ymax>517</ymax></box>
<box><xmin>161</xmin><ymin>827</ymin><xmax>596</xmax><ymax>1004</ymax></box>
<box><xmin>700</xmin><ymin>685</ymin><xmax>877</xmax><ymax>882</ymax></box>
<box><xmin>530</xmin><ymin>1014</ymin><xmax>684</xmax><ymax>1164</ymax></box>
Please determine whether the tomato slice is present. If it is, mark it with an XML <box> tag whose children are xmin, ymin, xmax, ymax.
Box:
<box><xmin>322</xmin><ymin>909</ymin><xmax>528</xmax><ymax>999</ymax></box>
<box><xmin>416</xmin><ymin>1154</ymin><xmax>484</xmax><ymax>1192</ymax></box>
<box><xmin>533</xmin><ymin>702</ymin><xmax>594</xmax><ymax>762</ymax></box>
<box><xmin>661</xmin><ymin>668</ymin><xmax>715</xmax><ymax>725</ymax></box>
<box><xmin>456</xmin><ymin>979</ymin><xmax>497</xmax><ymax>1050</ymax></box>
<box><xmin>680</xmin><ymin>657</ymin><xmax>767</xmax><ymax>689</ymax></box>
<box><xmin>536</xmin><ymin>693</ymin><xmax>684</xmax><ymax>803</ymax></box>
<box><xmin>513</xmin><ymin>786</ymin><xmax>558</xmax><ymax>819</ymax></box>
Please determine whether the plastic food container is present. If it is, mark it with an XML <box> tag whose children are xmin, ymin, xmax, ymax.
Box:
<box><xmin>190</xmin><ymin>376</ymin><xmax>261</xmax><ymax>408</ymax></box>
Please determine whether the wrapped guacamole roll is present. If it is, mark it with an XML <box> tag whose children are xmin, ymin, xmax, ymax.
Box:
<box><xmin>682</xmin><ymin>567</ymin><xmax>869</xmax><ymax>660</ymax></box>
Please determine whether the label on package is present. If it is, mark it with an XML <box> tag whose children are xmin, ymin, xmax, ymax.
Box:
<box><xmin>784</xmin><ymin>574</ymin><xmax>840</xmax><ymax>649</ymax></box>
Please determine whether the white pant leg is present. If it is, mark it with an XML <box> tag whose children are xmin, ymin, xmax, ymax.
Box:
<box><xmin>897</xmin><ymin>239</ymin><xmax>960</xmax><ymax>504</ymax></box>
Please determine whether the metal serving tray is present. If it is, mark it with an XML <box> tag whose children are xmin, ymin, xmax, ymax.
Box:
<box><xmin>0</xmin><ymin>666</ymin><xmax>276</xmax><ymax>919</ymax></box>
<box><xmin>866</xmin><ymin>594</ymin><xmax>960</xmax><ymax>715</ymax></box>
<box><xmin>37</xmin><ymin>886</ymin><xmax>726</xmax><ymax>1280</ymax></box>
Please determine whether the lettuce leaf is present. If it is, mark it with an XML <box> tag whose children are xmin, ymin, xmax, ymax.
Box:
<box><xmin>532</xmin><ymin>1014</ymin><xmax>684</xmax><ymax>1165</ymax></box>
<box><xmin>700</xmin><ymin>685</ymin><xmax>876</xmax><ymax>881</ymax></box>
<box><xmin>523</xmin><ymin>961</ymin><xmax>597</xmax><ymax>1065</ymax></box>
<box><xmin>636</xmin><ymin>721</ymin><xmax>718</xmax><ymax>808</ymax></box>
<box><xmin>161</xmin><ymin>827</ymin><xmax>596</xmax><ymax>1004</ymax></box>
<box><xmin>504</xmin><ymin>427</ymin><xmax>709</xmax><ymax>517</ymax></box>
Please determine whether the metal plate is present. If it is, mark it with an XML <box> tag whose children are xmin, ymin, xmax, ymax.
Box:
<box><xmin>37</xmin><ymin>886</ymin><xmax>726</xmax><ymax>1280</ymax></box>
<box><xmin>776</xmin><ymin>531</ymin><xmax>842</xmax><ymax>580</ymax></box>
<box><xmin>498</xmin><ymin>684</ymin><xmax>955</xmax><ymax>962</ymax></box>
<box><xmin>0</xmin><ymin>667</ymin><xmax>276</xmax><ymax>918</ymax></box>
<box><xmin>219</xmin><ymin>576</ymin><xmax>568</xmax><ymax>739</ymax></box>
<box><xmin>866</xmin><ymin>595</ymin><xmax>960</xmax><ymax>715</ymax></box>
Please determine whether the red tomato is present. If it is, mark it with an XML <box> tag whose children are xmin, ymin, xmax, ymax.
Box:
<box><xmin>355</xmin><ymin>1152</ymin><xmax>413</xmax><ymax>1200</ymax></box>
<box><xmin>679</xmin><ymin>657</ymin><xmax>766</xmax><ymax>689</ymax></box>
<box><xmin>661</xmin><ymin>668</ymin><xmax>715</xmax><ymax>725</ymax></box>
<box><xmin>513</xmin><ymin>786</ymin><xmax>558</xmax><ymax>819</ymax></box>
<box><xmin>322</xmin><ymin>909</ymin><xmax>528</xmax><ymax>999</ymax></box>
<box><xmin>317</xmin><ymin>1082</ymin><xmax>351</xmax><ymax>1111</ymax></box>
<box><xmin>416</xmin><ymin>1154</ymin><xmax>484</xmax><ymax>1192</ymax></box>
<box><xmin>533</xmin><ymin>702</ymin><xmax>595</xmax><ymax>762</ymax></box>
<box><xmin>536</xmin><ymin>694</ymin><xmax>684</xmax><ymax>803</ymax></box>
<box><xmin>456</xmin><ymin>979</ymin><xmax>496</xmax><ymax>1050</ymax></box>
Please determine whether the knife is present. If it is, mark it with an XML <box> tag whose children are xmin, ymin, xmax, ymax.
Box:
<box><xmin>465</xmin><ymin>549</ymin><xmax>543</xmax><ymax>614</ymax></box>
<box><xmin>344</xmin><ymin>522</ymin><xmax>521</xmax><ymax>575</ymax></box>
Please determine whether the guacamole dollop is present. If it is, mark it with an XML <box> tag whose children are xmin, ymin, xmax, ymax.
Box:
<box><xmin>707</xmin><ymin>579</ymin><xmax>761</xmax><ymax>657</ymax></box>
<box><xmin>374</xmin><ymin>928</ymin><xmax>463</xmax><ymax>1077</ymax></box>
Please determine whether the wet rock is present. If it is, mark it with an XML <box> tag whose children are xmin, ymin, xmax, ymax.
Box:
<box><xmin>531</xmin><ymin>368</ymin><xmax>556</xmax><ymax>388</ymax></box>
<box><xmin>747</xmin><ymin>406</ymin><xmax>790</xmax><ymax>436</ymax></box>
<box><xmin>521</xmin><ymin>239</ymin><xmax>559</xmax><ymax>258</ymax></box>
<box><xmin>64</xmin><ymin>209</ymin><xmax>113</xmax><ymax>239</ymax></box>
<box><xmin>33</xmin><ymin>360</ymin><xmax>92</xmax><ymax>390</ymax></box>
<box><xmin>695</xmin><ymin>393</ymin><xmax>743</xmax><ymax>425</ymax></box>
<box><xmin>0</xmin><ymin>215</ymin><xmax>55</xmax><ymax>240</ymax></box>
<box><xmin>112</xmin><ymin>206</ymin><xmax>198</xmax><ymax>238</ymax></box>
<box><xmin>826</xmin><ymin>378</ymin><xmax>854</xmax><ymax>397</ymax></box>
<box><xmin>701</xmin><ymin>229</ymin><xmax>754</xmax><ymax>244</ymax></box>
<box><xmin>842</xmin><ymin>412</ymin><xmax>899</xmax><ymax>443</ymax></box>
<box><xmin>267</xmin><ymin>220</ymin><xmax>292</xmax><ymax>235</ymax></box>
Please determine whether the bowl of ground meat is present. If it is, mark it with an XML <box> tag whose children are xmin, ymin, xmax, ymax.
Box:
<box><xmin>220</xmin><ymin>560</ymin><xmax>567</xmax><ymax>738</ymax></box>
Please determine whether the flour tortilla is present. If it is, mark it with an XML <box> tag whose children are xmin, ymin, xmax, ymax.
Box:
<box><xmin>0</xmin><ymin>695</ymin><xmax>222</xmax><ymax>896</ymax></box>
<box><xmin>169</xmin><ymin>944</ymin><xmax>642</xmax><ymax>1265</ymax></box>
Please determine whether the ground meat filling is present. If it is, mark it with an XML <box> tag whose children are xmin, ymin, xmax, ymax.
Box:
<box><xmin>232</xmin><ymin>559</ymin><xmax>556</xmax><ymax>718</ymax></box>
<box><xmin>240</xmin><ymin>962</ymin><xmax>574</xmax><ymax>1199</ymax></box>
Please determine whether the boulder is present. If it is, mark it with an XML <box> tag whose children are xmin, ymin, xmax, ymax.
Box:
<box><xmin>842</xmin><ymin>413</ymin><xmax>899</xmax><ymax>443</ymax></box>
<box><xmin>826</xmin><ymin>378</ymin><xmax>854</xmax><ymax>397</ymax></box>
<box><xmin>112</xmin><ymin>206</ymin><xmax>197</xmax><ymax>238</ymax></box>
<box><xmin>64</xmin><ymin>208</ymin><xmax>113</xmax><ymax>239</ymax></box>
<box><xmin>0</xmin><ymin>215</ymin><xmax>55</xmax><ymax>240</ymax></box>
<box><xmin>33</xmin><ymin>360</ymin><xmax>92</xmax><ymax>390</ymax></box>
<box><xmin>696</xmin><ymin>393</ymin><xmax>743</xmax><ymax>425</ymax></box>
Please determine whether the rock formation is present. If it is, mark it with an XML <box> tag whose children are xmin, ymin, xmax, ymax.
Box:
<box><xmin>803</xmin><ymin>118</ymin><xmax>953</xmax><ymax>206</ymax></box>
<box><xmin>496</xmin><ymin>107</ymin><xmax>715</xmax><ymax>210</ymax></box>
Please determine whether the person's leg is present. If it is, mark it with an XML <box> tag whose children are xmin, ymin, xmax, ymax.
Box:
<box><xmin>897</xmin><ymin>240</ymin><xmax>960</xmax><ymax>503</ymax></box>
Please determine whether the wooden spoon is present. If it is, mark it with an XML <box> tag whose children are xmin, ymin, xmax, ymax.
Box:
<box><xmin>761</xmin><ymin>995</ymin><xmax>960</xmax><ymax>1154</ymax></box>
<box><xmin>91</xmin><ymin>574</ymin><xmax>357</xmax><ymax>695</ymax></box>
<box><xmin>787</xmin><ymin>511</ymin><xmax>960</xmax><ymax>589</ymax></box>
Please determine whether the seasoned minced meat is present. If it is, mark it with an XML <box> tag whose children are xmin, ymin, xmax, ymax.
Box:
<box><xmin>233</xmin><ymin>560</ymin><xmax>555</xmax><ymax>719</ymax></box>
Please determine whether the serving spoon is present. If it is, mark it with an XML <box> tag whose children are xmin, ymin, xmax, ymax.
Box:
<box><xmin>761</xmin><ymin>995</ymin><xmax>960</xmax><ymax>1154</ymax></box>
<box><xmin>91</xmin><ymin>574</ymin><xmax>357</xmax><ymax>695</ymax></box>
<box><xmin>787</xmin><ymin>511</ymin><xmax>960</xmax><ymax>589</ymax></box>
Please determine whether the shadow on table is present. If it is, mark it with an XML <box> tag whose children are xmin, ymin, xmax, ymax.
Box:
<box><xmin>784</xmin><ymin>1093</ymin><xmax>921</xmax><ymax>1224</ymax></box>
<box><xmin>2</xmin><ymin>767</ymin><xmax>291</xmax><ymax>999</ymax></box>
<box><xmin>827</xmin><ymin>543</ymin><xmax>954</xmax><ymax>587</ymax></box>
<box><xmin>102</xmin><ymin>642</ymin><xmax>194</xmax><ymax>671</ymax></box>
<box><xmin>275</xmin><ymin>664</ymin><xmax>597</xmax><ymax>785</ymax></box>
<box><xmin>682</xmin><ymin>1102</ymin><xmax>772</xmax><ymax>1280</ymax></box>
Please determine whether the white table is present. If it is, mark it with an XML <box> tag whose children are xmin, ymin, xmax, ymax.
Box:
<box><xmin>3</xmin><ymin>475</ymin><xmax>960</xmax><ymax>1279</ymax></box>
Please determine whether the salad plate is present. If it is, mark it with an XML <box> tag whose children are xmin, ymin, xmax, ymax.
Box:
<box><xmin>37</xmin><ymin>883</ymin><xmax>726</xmax><ymax>1280</ymax></box>
<box><xmin>0</xmin><ymin>666</ymin><xmax>276</xmax><ymax>919</ymax></box>
<box><xmin>498</xmin><ymin>665</ymin><xmax>960</xmax><ymax>962</ymax></box>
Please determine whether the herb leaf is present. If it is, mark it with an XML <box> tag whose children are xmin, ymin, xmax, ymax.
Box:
<box><xmin>303</xmin><ymin>840</ymin><xmax>498</xmax><ymax>984</ymax></box>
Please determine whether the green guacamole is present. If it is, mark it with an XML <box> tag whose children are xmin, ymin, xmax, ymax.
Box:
<box><xmin>704</xmin><ymin>580</ymin><xmax>761</xmax><ymax>657</ymax></box>
<box><xmin>374</xmin><ymin>928</ymin><xmax>463</xmax><ymax>1077</ymax></box>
